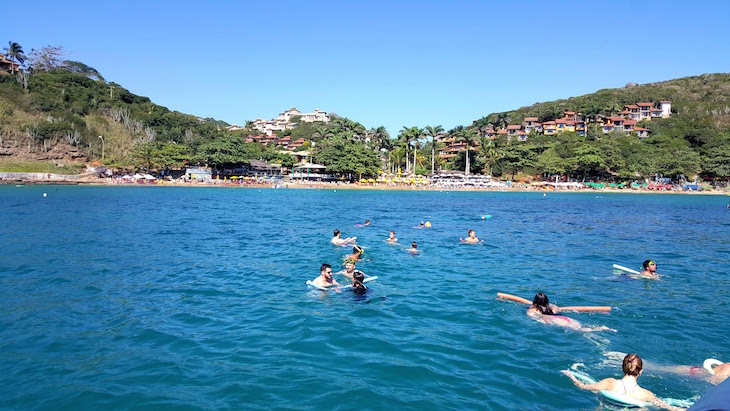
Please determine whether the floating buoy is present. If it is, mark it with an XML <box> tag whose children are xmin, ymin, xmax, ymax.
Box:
<box><xmin>43</xmin><ymin>193</ymin><xmax>47</xmax><ymax>197</ymax></box>
<box><xmin>543</xmin><ymin>193</ymin><xmax>546</xmax><ymax>197</ymax></box>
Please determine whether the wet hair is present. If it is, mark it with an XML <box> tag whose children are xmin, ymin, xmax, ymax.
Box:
<box><xmin>642</xmin><ymin>259</ymin><xmax>655</xmax><ymax>269</ymax></box>
<box><xmin>353</xmin><ymin>245</ymin><xmax>364</xmax><ymax>254</ymax></box>
<box><xmin>353</xmin><ymin>272</ymin><xmax>367</xmax><ymax>295</ymax></box>
<box><xmin>365</xmin><ymin>220</ymin><xmax>370</xmax><ymax>224</ymax></box>
<box><xmin>622</xmin><ymin>354</ymin><xmax>643</xmax><ymax>377</ymax></box>
<box><xmin>320</xmin><ymin>263</ymin><xmax>331</xmax><ymax>273</ymax></box>
<box><xmin>468</xmin><ymin>229</ymin><xmax>475</xmax><ymax>235</ymax></box>
<box><xmin>390</xmin><ymin>231</ymin><xmax>395</xmax><ymax>235</ymax></box>
<box><xmin>411</xmin><ymin>241</ymin><xmax>417</xmax><ymax>248</ymax></box>
<box><xmin>333</xmin><ymin>229</ymin><xmax>340</xmax><ymax>236</ymax></box>
<box><xmin>531</xmin><ymin>292</ymin><xmax>556</xmax><ymax>315</ymax></box>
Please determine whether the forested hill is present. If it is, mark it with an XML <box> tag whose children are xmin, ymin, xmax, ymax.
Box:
<box><xmin>0</xmin><ymin>67</ymin><xmax>231</xmax><ymax>165</ymax></box>
<box><xmin>473</xmin><ymin>73</ymin><xmax>730</xmax><ymax>129</ymax></box>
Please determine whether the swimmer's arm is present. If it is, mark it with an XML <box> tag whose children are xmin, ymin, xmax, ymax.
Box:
<box><xmin>648</xmin><ymin>395</ymin><xmax>685</xmax><ymax>411</ymax></box>
<box><xmin>562</xmin><ymin>371</ymin><xmax>610</xmax><ymax>392</ymax></box>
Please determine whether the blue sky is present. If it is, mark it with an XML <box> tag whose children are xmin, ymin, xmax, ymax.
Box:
<box><xmin>5</xmin><ymin>0</ymin><xmax>730</xmax><ymax>135</ymax></box>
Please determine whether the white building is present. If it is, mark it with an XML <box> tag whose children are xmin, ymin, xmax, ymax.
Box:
<box><xmin>252</xmin><ymin>107</ymin><xmax>330</xmax><ymax>136</ymax></box>
<box><xmin>660</xmin><ymin>101</ymin><xmax>672</xmax><ymax>118</ymax></box>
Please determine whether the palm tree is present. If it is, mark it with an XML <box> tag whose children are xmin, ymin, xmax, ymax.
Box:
<box><xmin>458</xmin><ymin>129</ymin><xmax>479</xmax><ymax>175</ymax></box>
<box><xmin>424</xmin><ymin>125</ymin><xmax>444</xmax><ymax>175</ymax></box>
<box><xmin>411</xmin><ymin>126</ymin><xmax>424</xmax><ymax>174</ymax></box>
<box><xmin>398</xmin><ymin>127</ymin><xmax>413</xmax><ymax>173</ymax></box>
<box><xmin>479</xmin><ymin>136</ymin><xmax>501</xmax><ymax>176</ymax></box>
<box><xmin>3</xmin><ymin>41</ymin><xmax>25</xmax><ymax>74</ymax></box>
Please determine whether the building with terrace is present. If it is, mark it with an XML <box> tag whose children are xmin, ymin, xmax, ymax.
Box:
<box><xmin>252</xmin><ymin>107</ymin><xmax>330</xmax><ymax>136</ymax></box>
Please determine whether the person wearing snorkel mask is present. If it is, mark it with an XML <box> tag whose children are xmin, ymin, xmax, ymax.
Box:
<box><xmin>640</xmin><ymin>260</ymin><xmax>661</xmax><ymax>279</ymax></box>
<box><xmin>346</xmin><ymin>245</ymin><xmax>365</xmax><ymax>262</ymax></box>
<box><xmin>338</xmin><ymin>258</ymin><xmax>365</xmax><ymax>280</ymax></box>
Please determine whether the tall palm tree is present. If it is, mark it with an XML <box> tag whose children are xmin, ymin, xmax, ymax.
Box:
<box><xmin>479</xmin><ymin>136</ymin><xmax>501</xmax><ymax>176</ymax></box>
<box><xmin>458</xmin><ymin>129</ymin><xmax>479</xmax><ymax>175</ymax></box>
<box><xmin>3</xmin><ymin>41</ymin><xmax>25</xmax><ymax>74</ymax></box>
<box><xmin>398</xmin><ymin>126</ymin><xmax>413</xmax><ymax>173</ymax></box>
<box><xmin>424</xmin><ymin>125</ymin><xmax>444</xmax><ymax>175</ymax></box>
<box><xmin>411</xmin><ymin>126</ymin><xmax>424</xmax><ymax>174</ymax></box>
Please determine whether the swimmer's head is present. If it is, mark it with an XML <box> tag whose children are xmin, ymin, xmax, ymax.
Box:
<box><xmin>321</xmin><ymin>263</ymin><xmax>332</xmax><ymax>276</ymax></box>
<box><xmin>344</xmin><ymin>258</ymin><xmax>355</xmax><ymax>268</ymax></box>
<box><xmin>642</xmin><ymin>260</ymin><xmax>656</xmax><ymax>269</ymax></box>
<box><xmin>353</xmin><ymin>271</ymin><xmax>365</xmax><ymax>283</ymax></box>
<box><xmin>532</xmin><ymin>292</ymin><xmax>554</xmax><ymax>315</ymax></box>
<box><xmin>411</xmin><ymin>241</ymin><xmax>417</xmax><ymax>249</ymax></box>
<box><xmin>622</xmin><ymin>354</ymin><xmax>643</xmax><ymax>377</ymax></box>
<box><xmin>365</xmin><ymin>220</ymin><xmax>370</xmax><ymax>225</ymax></box>
<box><xmin>468</xmin><ymin>229</ymin><xmax>475</xmax><ymax>236</ymax></box>
<box><xmin>389</xmin><ymin>231</ymin><xmax>395</xmax><ymax>237</ymax></box>
<box><xmin>333</xmin><ymin>229</ymin><xmax>341</xmax><ymax>237</ymax></box>
<box><xmin>353</xmin><ymin>245</ymin><xmax>364</xmax><ymax>255</ymax></box>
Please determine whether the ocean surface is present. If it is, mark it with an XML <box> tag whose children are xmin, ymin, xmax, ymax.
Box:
<box><xmin>1</xmin><ymin>185</ymin><xmax>729</xmax><ymax>410</ymax></box>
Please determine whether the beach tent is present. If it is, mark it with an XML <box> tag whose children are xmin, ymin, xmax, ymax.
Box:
<box><xmin>143</xmin><ymin>174</ymin><xmax>156</xmax><ymax>180</ymax></box>
<box><xmin>133</xmin><ymin>173</ymin><xmax>144</xmax><ymax>180</ymax></box>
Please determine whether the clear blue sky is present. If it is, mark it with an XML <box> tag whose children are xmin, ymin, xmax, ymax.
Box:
<box><xmin>6</xmin><ymin>0</ymin><xmax>730</xmax><ymax>135</ymax></box>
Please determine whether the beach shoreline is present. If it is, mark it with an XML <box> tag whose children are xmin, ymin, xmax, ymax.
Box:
<box><xmin>2</xmin><ymin>175</ymin><xmax>728</xmax><ymax>196</ymax></box>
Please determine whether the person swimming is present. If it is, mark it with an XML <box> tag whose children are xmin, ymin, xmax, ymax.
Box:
<box><xmin>338</xmin><ymin>258</ymin><xmax>365</xmax><ymax>279</ymax></box>
<box><xmin>311</xmin><ymin>263</ymin><xmax>340</xmax><ymax>289</ymax></box>
<box><xmin>365</xmin><ymin>219</ymin><xmax>370</xmax><ymax>226</ymax></box>
<box><xmin>345</xmin><ymin>245</ymin><xmax>364</xmax><ymax>262</ymax></box>
<box><xmin>386</xmin><ymin>231</ymin><xmax>398</xmax><ymax>244</ymax></box>
<box><xmin>461</xmin><ymin>229</ymin><xmax>479</xmax><ymax>243</ymax></box>
<box><xmin>639</xmin><ymin>358</ymin><xmax>730</xmax><ymax>386</ymax></box>
<box><xmin>331</xmin><ymin>229</ymin><xmax>357</xmax><ymax>246</ymax></box>
<box><xmin>352</xmin><ymin>271</ymin><xmax>368</xmax><ymax>295</ymax></box>
<box><xmin>640</xmin><ymin>260</ymin><xmax>661</xmax><ymax>279</ymax></box>
<box><xmin>563</xmin><ymin>354</ymin><xmax>686</xmax><ymax>411</ymax></box>
<box><xmin>409</xmin><ymin>241</ymin><xmax>420</xmax><ymax>254</ymax></box>
<box><xmin>527</xmin><ymin>292</ymin><xmax>613</xmax><ymax>332</ymax></box>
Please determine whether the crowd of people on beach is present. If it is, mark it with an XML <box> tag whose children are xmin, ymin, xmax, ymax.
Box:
<box><xmin>309</xmin><ymin>219</ymin><xmax>727</xmax><ymax>410</ymax></box>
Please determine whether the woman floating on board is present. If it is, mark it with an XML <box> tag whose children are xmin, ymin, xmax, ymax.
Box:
<box><xmin>498</xmin><ymin>292</ymin><xmax>614</xmax><ymax>332</ymax></box>
<box><xmin>563</xmin><ymin>354</ymin><xmax>686</xmax><ymax>411</ymax></box>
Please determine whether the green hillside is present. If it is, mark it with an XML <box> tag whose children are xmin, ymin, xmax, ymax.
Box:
<box><xmin>473</xmin><ymin>73</ymin><xmax>730</xmax><ymax>129</ymax></box>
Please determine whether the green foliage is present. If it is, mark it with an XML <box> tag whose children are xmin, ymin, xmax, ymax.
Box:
<box><xmin>311</xmin><ymin>136</ymin><xmax>381</xmax><ymax>178</ymax></box>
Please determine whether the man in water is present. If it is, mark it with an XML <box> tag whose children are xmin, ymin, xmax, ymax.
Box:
<box><xmin>640</xmin><ymin>260</ymin><xmax>660</xmax><ymax>279</ymax></box>
<box><xmin>365</xmin><ymin>220</ymin><xmax>370</xmax><ymax>226</ymax></box>
<box><xmin>462</xmin><ymin>229</ymin><xmax>479</xmax><ymax>243</ymax></box>
<box><xmin>339</xmin><ymin>258</ymin><xmax>365</xmax><ymax>279</ymax></box>
<box><xmin>345</xmin><ymin>245</ymin><xmax>364</xmax><ymax>262</ymax></box>
<box><xmin>409</xmin><ymin>241</ymin><xmax>419</xmax><ymax>254</ymax></box>
<box><xmin>386</xmin><ymin>231</ymin><xmax>398</xmax><ymax>244</ymax></box>
<box><xmin>311</xmin><ymin>263</ymin><xmax>339</xmax><ymax>288</ymax></box>
<box><xmin>331</xmin><ymin>229</ymin><xmax>356</xmax><ymax>246</ymax></box>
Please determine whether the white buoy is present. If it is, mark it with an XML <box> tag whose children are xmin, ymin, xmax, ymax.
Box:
<box><xmin>43</xmin><ymin>193</ymin><xmax>47</xmax><ymax>197</ymax></box>
<box><xmin>543</xmin><ymin>193</ymin><xmax>546</xmax><ymax>197</ymax></box>
<box><xmin>334</xmin><ymin>189</ymin><xmax>336</xmax><ymax>192</ymax></box>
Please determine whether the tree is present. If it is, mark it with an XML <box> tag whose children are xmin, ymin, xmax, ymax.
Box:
<box><xmin>702</xmin><ymin>144</ymin><xmax>730</xmax><ymax>179</ymax></box>
<box><xmin>479</xmin><ymin>137</ymin><xmax>501</xmax><ymax>176</ymax></box>
<box><xmin>3</xmin><ymin>41</ymin><xmax>25</xmax><ymax>74</ymax></box>
<box><xmin>26</xmin><ymin>45</ymin><xmax>67</xmax><ymax>72</ymax></box>
<box><xmin>498</xmin><ymin>144</ymin><xmax>536</xmax><ymax>180</ymax></box>
<box><xmin>457</xmin><ymin>129</ymin><xmax>479</xmax><ymax>175</ymax></box>
<box><xmin>573</xmin><ymin>144</ymin><xmax>606</xmax><ymax>181</ymax></box>
<box><xmin>424</xmin><ymin>125</ymin><xmax>444</xmax><ymax>175</ymax></box>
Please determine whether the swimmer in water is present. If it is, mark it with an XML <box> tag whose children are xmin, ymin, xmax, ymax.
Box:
<box><xmin>386</xmin><ymin>231</ymin><xmax>398</xmax><ymax>244</ymax></box>
<box><xmin>311</xmin><ymin>263</ymin><xmax>339</xmax><ymax>288</ymax></box>
<box><xmin>331</xmin><ymin>229</ymin><xmax>356</xmax><ymax>246</ymax></box>
<box><xmin>365</xmin><ymin>219</ymin><xmax>370</xmax><ymax>226</ymax></box>
<box><xmin>352</xmin><ymin>271</ymin><xmax>368</xmax><ymax>295</ymax></box>
<box><xmin>527</xmin><ymin>292</ymin><xmax>614</xmax><ymax>333</ymax></box>
<box><xmin>409</xmin><ymin>241</ymin><xmax>419</xmax><ymax>254</ymax></box>
<box><xmin>345</xmin><ymin>245</ymin><xmax>364</xmax><ymax>262</ymax></box>
<box><xmin>461</xmin><ymin>229</ymin><xmax>479</xmax><ymax>243</ymax></box>
<box><xmin>642</xmin><ymin>358</ymin><xmax>730</xmax><ymax>385</ymax></box>
<box><xmin>563</xmin><ymin>354</ymin><xmax>686</xmax><ymax>411</ymax></box>
<box><xmin>639</xmin><ymin>260</ymin><xmax>661</xmax><ymax>279</ymax></box>
<box><xmin>338</xmin><ymin>258</ymin><xmax>365</xmax><ymax>280</ymax></box>
<box><xmin>418</xmin><ymin>221</ymin><xmax>425</xmax><ymax>228</ymax></box>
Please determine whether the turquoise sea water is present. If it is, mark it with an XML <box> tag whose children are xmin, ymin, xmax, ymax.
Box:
<box><xmin>1</xmin><ymin>185</ymin><xmax>729</xmax><ymax>410</ymax></box>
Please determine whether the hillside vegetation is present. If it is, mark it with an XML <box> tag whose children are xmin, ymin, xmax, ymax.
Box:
<box><xmin>1</xmin><ymin>43</ymin><xmax>728</xmax><ymax>181</ymax></box>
